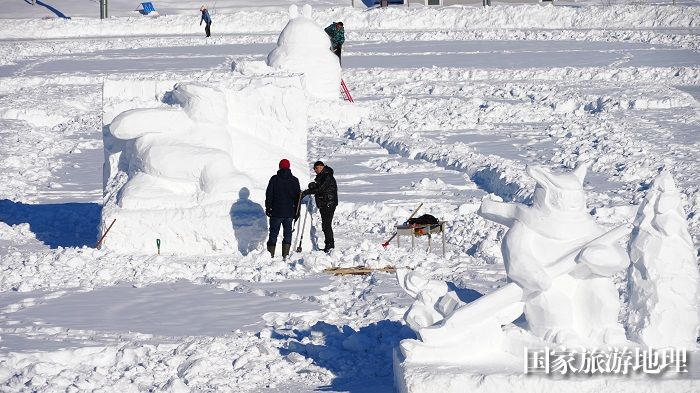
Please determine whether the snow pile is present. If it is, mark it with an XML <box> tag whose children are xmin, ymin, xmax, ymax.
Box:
<box><xmin>627</xmin><ymin>171</ymin><xmax>700</xmax><ymax>349</ymax></box>
<box><xmin>267</xmin><ymin>5</ymin><xmax>341</xmax><ymax>100</ymax></box>
<box><xmin>101</xmin><ymin>75</ymin><xmax>309</xmax><ymax>254</ymax></box>
<box><xmin>0</xmin><ymin>333</ymin><xmax>332</xmax><ymax>392</ymax></box>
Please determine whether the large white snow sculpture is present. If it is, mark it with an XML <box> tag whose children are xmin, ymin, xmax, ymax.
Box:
<box><xmin>478</xmin><ymin>163</ymin><xmax>630</xmax><ymax>345</ymax></box>
<box><xmin>397</xmin><ymin>164</ymin><xmax>632</xmax><ymax>363</ymax></box>
<box><xmin>627</xmin><ymin>171</ymin><xmax>700</xmax><ymax>348</ymax></box>
<box><xmin>100</xmin><ymin>77</ymin><xmax>309</xmax><ymax>255</ymax></box>
<box><xmin>267</xmin><ymin>4</ymin><xmax>342</xmax><ymax>100</ymax></box>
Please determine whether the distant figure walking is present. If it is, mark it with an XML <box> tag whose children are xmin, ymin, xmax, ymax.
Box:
<box><xmin>265</xmin><ymin>159</ymin><xmax>301</xmax><ymax>258</ymax></box>
<box><xmin>324</xmin><ymin>22</ymin><xmax>345</xmax><ymax>65</ymax></box>
<box><xmin>200</xmin><ymin>5</ymin><xmax>212</xmax><ymax>38</ymax></box>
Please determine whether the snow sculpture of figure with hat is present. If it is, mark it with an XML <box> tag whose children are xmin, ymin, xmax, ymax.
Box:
<box><xmin>267</xmin><ymin>4</ymin><xmax>342</xmax><ymax>100</ymax></box>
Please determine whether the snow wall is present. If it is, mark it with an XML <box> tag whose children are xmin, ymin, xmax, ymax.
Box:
<box><xmin>101</xmin><ymin>75</ymin><xmax>311</xmax><ymax>255</ymax></box>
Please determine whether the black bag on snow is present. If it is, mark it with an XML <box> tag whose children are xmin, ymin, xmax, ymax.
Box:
<box><xmin>407</xmin><ymin>214</ymin><xmax>439</xmax><ymax>225</ymax></box>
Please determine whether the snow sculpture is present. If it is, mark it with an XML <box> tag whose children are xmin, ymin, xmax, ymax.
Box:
<box><xmin>397</xmin><ymin>164</ymin><xmax>632</xmax><ymax>363</ymax></box>
<box><xmin>478</xmin><ymin>163</ymin><xmax>630</xmax><ymax>346</ymax></box>
<box><xmin>101</xmin><ymin>78</ymin><xmax>309</xmax><ymax>255</ymax></box>
<box><xmin>267</xmin><ymin>4</ymin><xmax>341</xmax><ymax>100</ymax></box>
<box><xmin>397</xmin><ymin>268</ymin><xmax>523</xmax><ymax>363</ymax></box>
<box><xmin>397</xmin><ymin>269</ymin><xmax>453</xmax><ymax>332</ymax></box>
<box><xmin>627</xmin><ymin>171</ymin><xmax>700</xmax><ymax>348</ymax></box>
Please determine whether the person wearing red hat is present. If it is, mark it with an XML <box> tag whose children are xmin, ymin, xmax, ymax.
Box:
<box><xmin>265</xmin><ymin>159</ymin><xmax>301</xmax><ymax>258</ymax></box>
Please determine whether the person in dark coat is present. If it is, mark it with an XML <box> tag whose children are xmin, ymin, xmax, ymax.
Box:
<box><xmin>324</xmin><ymin>22</ymin><xmax>345</xmax><ymax>65</ymax></box>
<box><xmin>302</xmin><ymin>161</ymin><xmax>338</xmax><ymax>253</ymax></box>
<box><xmin>200</xmin><ymin>5</ymin><xmax>212</xmax><ymax>38</ymax></box>
<box><xmin>265</xmin><ymin>159</ymin><xmax>301</xmax><ymax>258</ymax></box>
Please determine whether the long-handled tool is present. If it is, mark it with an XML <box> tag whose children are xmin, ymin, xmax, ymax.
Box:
<box><xmin>382</xmin><ymin>203</ymin><xmax>423</xmax><ymax>248</ymax></box>
<box><xmin>95</xmin><ymin>218</ymin><xmax>116</xmax><ymax>249</ymax></box>
<box><xmin>340</xmin><ymin>79</ymin><xmax>354</xmax><ymax>103</ymax></box>
<box><xmin>295</xmin><ymin>201</ymin><xmax>310</xmax><ymax>253</ymax></box>
<box><xmin>292</xmin><ymin>193</ymin><xmax>304</xmax><ymax>247</ymax></box>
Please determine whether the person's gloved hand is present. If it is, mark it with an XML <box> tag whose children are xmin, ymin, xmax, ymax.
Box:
<box><xmin>265</xmin><ymin>207</ymin><xmax>272</xmax><ymax>217</ymax></box>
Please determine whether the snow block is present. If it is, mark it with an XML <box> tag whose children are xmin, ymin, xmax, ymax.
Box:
<box><xmin>100</xmin><ymin>75</ymin><xmax>310</xmax><ymax>255</ymax></box>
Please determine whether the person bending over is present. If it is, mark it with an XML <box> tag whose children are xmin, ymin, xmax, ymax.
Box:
<box><xmin>200</xmin><ymin>5</ymin><xmax>212</xmax><ymax>37</ymax></box>
<box><xmin>324</xmin><ymin>22</ymin><xmax>345</xmax><ymax>65</ymax></box>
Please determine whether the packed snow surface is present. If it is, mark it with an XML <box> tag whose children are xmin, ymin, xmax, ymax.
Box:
<box><xmin>0</xmin><ymin>1</ymin><xmax>699</xmax><ymax>392</ymax></box>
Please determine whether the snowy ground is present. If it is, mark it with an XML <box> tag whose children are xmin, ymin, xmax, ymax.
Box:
<box><xmin>0</xmin><ymin>1</ymin><xmax>699</xmax><ymax>392</ymax></box>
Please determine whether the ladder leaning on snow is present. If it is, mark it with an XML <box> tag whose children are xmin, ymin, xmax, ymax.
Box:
<box><xmin>340</xmin><ymin>79</ymin><xmax>354</xmax><ymax>103</ymax></box>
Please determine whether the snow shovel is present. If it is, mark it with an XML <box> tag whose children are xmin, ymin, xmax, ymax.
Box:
<box><xmin>295</xmin><ymin>201</ymin><xmax>310</xmax><ymax>253</ymax></box>
<box><xmin>382</xmin><ymin>202</ymin><xmax>423</xmax><ymax>248</ymax></box>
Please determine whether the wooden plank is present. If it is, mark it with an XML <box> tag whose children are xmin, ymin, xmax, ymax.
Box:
<box><xmin>324</xmin><ymin>266</ymin><xmax>397</xmax><ymax>275</ymax></box>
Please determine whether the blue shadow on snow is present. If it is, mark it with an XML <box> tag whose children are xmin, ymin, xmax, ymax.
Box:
<box><xmin>229</xmin><ymin>187</ymin><xmax>268</xmax><ymax>255</ymax></box>
<box><xmin>279</xmin><ymin>284</ymin><xmax>504</xmax><ymax>391</ymax></box>
<box><xmin>0</xmin><ymin>199</ymin><xmax>101</xmax><ymax>248</ymax></box>
<box><xmin>446</xmin><ymin>281</ymin><xmax>483</xmax><ymax>303</ymax></box>
<box><xmin>36</xmin><ymin>0</ymin><xmax>71</xmax><ymax>19</ymax></box>
<box><xmin>282</xmin><ymin>320</ymin><xmax>415</xmax><ymax>393</ymax></box>
<box><xmin>361</xmin><ymin>0</ymin><xmax>405</xmax><ymax>6</ymax></box>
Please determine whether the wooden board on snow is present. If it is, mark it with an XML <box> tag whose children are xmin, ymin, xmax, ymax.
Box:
<box><xmin>324</xmin><ymin>266</ymin><xmax>397</xmax><ymax>275</ymax></box>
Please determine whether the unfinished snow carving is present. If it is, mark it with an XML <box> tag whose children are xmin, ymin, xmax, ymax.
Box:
<box><xmin>101</xmin><ymin>79</ymin><xmax>309</xmax><ymax>255</ymax></box>
<box><xmin>267</xmin><ymin>4</ymin><xmax>342</xmax><ymax>100</ymax></box>
<box><xmin>627</xmin><ymin>171</ymin><xmax>700</xmax><ymax>348</ymax></box>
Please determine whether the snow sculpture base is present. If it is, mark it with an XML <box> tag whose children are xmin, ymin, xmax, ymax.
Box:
<box><xmin>101</xmin><ymin>75</ymin><xmax>311</xmax><ymax>255</ymax></box>
<box><xmin>394</xmin><ymin>349</ymin><xmax>700</xmax><ymax>393</ymax></box>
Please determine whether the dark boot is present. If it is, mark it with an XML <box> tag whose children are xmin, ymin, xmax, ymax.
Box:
<box><xmin>282</xmin><ymin>243</ymin><xmax>291</xmax><ymax>259</ymax></box>
<box><xmin>323</xmin><ymin>242</ymin><xmax>334</xmax><ymax>253</ymax></box>
<box><xmin>267</xmin><ymin>243</ymin><xmax>275</xmax><ymax>257</ymax></box>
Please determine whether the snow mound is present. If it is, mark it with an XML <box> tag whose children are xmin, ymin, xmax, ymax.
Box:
<box><xmin>101</xmin><ymin>75</ymin><xmax>309</xmax><ymax>255</ymax></box>
<box><xmin>267</xmin><ymin>5</ymin><xmax>342</xmax><ymax>100</ymax></box>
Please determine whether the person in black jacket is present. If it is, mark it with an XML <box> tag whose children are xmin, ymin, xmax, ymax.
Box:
<box><xmin>265</xmin><ymin>159</ymin><xmax>301</xmax><ymax>258</ymax></box>
<box><xmin>302</xmin><ymin>161</ymin><xmax>338</xmax><ymax>253</ymax></box>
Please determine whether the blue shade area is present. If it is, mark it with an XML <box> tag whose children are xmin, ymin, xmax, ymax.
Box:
<box><xmin>0</xmin><ymin>200</ymin><xmax>100</xmax><ymax>248</ymax></box>
<box><xmin>35</xmin><ymin>1</ymin><xmax>71</xmax><ymax>19</ymax></box>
